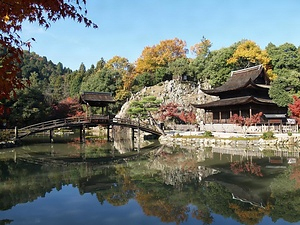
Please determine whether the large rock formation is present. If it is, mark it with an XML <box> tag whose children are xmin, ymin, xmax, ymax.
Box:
<box><xmin>117</xmin><ymin>80</ymin><xmax>217</xmax><ymax>123</ymax></box>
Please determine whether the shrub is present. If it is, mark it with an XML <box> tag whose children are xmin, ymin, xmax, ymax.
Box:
<box><xmin>288</xmin><ymin>132</ymin><xmax>292</xmax><ymax>136</ymax></box>
<box><xmin>0</xmin><ymin>130</ymin><xmax>11</xmax><ymax>141</ymax></box>
<box><xmin>203</xmin><ymin>131</ymin><xmax>213</xmax><ymax>137</ymax></box>
<box><xmin>262</xmin><ymin>131</ymin><xmax>274</xmax><ymax>140</ymax></box>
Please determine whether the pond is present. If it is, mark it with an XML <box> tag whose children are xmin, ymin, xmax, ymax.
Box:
<box><xmin>0</xmin><ymin>136</ymin><xmax>300</xmax><ymax>225</ymax></box>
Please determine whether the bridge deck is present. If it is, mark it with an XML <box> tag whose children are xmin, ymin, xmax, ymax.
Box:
<box><xmin>16</xmin><ymin>115</ymin><xmax>164</xmax><ymax>139</ymax></box>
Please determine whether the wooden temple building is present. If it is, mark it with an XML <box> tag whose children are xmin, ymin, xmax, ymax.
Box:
<box><xmin>193</xmin><ymin>65</ymin><xmax>287</xmax><ymax>124</ymax></box>
<box><xmin>79</xmin><ymin>92</ymin><xmax>116</xmax><ymax>118</ymax></box>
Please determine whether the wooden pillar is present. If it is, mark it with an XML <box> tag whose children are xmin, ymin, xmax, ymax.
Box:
<box><xmin>131</xmin><ymin>127</ymin><xmax>135</xmax><ymax>143</ymax></box>
<box><xmin>137</xmin><ymin>118</ymin><xmax>141</xmax><ymax>152</ymax></box>
<box><xmin>219</xmin><ymin>111</ymin><xmax>222</xmax><ymax>123</ymax></box>
<box><xmin>106</xmin><ymin>125</ymin><xmax>110</xmax><ymax>141</ymax></box>
<box><xmin>111</xmin><ymin>124</ymin><xmax>115</xmax><ymax>141</ymax></box>
<box><xmin>239</xmin><ymin>109</ymin><xmax>242</xmax><ymax>117</ymax></box>
<box><xmin>50</xmin><ymin>129</ymin><xmax>54</xmax><ymax>143</ymax></box>
<box><xmin>280</xmin><ymin>120</ymin><xmax>283</xmax><ymax>133</ymax></box>
<box><xmin>80</xmin><ymin>125</ymin><xmax>85</xmax><ymax>143</ymax></box>
<box><xmin>249</xmin><ymin>106</ymin><xmax>252</xmax><ymax>117</ymax></box>
<box><xmin>86</xmin><ymin>103</ymin><xmax>89</xmax><ymax>119</ymax></box>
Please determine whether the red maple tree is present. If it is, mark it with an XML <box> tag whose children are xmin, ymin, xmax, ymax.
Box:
<box><xmin>230</xmin><ymin>112</ymin><xmax>262</xmax><ymax>126</ymax></box>
<box><xmin>157</xmin><ymin>102</ymin><xmax>196</xmax><ymax>124</ymax></box>
<box><xmin>288</xmin><ymin>95</ymin><xmax>300</xmax><ymax>123</ymax></box>
<box><xmin>52</xmin><ymin>97</ymin><xmax>85</xmax><ymax>118</ymax></box>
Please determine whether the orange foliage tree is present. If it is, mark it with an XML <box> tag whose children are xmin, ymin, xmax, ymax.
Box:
<box><xmin>0</xmin><ymin>0</ymin><xmax>97</xmax><ymax>103</ymax></box>
<box><xmin>135</xmin><ymin>38</ymin><xmax>187</xmax><ymax>75</ymax></box>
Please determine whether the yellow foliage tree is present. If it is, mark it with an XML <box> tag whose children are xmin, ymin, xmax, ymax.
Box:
<box><xmin>105</xmin><ymin>56</ymin><xmax>132</xmax><ymax>72</ymax></box>
<box><xmin>227</xmin><ymin>40</ymin><xmax>276</xmax><ymax>80</ymax></box>
<box><xmin>135</xmin><ymin>38</ymin><xmax>187</xmax><ymax>75</ymax></box>
<box><xmin>105</xmin><ymin>56</ymin><xmax>135</xmax><ymax>101</ymax></box>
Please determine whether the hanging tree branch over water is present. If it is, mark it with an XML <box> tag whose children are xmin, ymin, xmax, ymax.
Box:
<box><xmin>0</xmin><ymin>0</ymin><xmax>98</xmax><ymax>101</ymax></box>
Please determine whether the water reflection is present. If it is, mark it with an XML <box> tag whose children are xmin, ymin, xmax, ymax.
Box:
<box><xmin>0</xmin><ymin>140</ymin><xmax>299</xmax><ymax>225</ymax></box>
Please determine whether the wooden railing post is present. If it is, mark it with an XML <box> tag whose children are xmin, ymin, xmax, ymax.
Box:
<box><xmin>50</xmin><ymin>129</ymin><xmax>54</xmax><ymax>143</ymax></box>
<box><xmin>14</xmin><ymin>126</ymin><xmax>18</xmax><ymax>140</ymax></box>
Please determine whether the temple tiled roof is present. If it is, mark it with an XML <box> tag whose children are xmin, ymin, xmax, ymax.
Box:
<box><xmin>79</xmin><ymin>92</ymin><xmax>115</xmax><ymax>107</ymax></box>
<box><xmin>202</xmin><ymin>65</ymin><xmax>270</xmax><ymax>96</ymax></box>
<box><xmin>192</xmin><ymin>96</ymin><xmax>275</xmax><ymax>109</ymax></box>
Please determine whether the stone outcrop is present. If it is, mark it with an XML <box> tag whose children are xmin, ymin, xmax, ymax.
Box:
<box><xmin>116</xmin><ymin>80</ymin><xmax>217</xmax><ymax>123</ymax></box>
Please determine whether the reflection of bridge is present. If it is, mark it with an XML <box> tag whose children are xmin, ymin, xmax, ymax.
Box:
<box><xmin>15</xmin><ymin>115</ymin><xmax>164</xmax><ymax>141</ymax></box>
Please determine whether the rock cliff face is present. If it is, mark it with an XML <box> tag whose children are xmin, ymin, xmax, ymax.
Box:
<box><xmin>116</xmin><ymin>80</ymin><xmax>217</xmax><ymax>123</ymax></box>
<box><xmin>114</xmin><ymin>80</ymin><xmax>217</xmax><ymax>141</ymax></box>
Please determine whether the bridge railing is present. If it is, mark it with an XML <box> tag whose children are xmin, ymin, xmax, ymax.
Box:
<box><xmin>19</xmin><ymin>117</ymin><xmax>88</xmax><ymax>132</ymax></box>
<box><xmin>16</xmin><ymin>115</ymin><xmax>163</xmax><ymax>138</ymax></box>
<box><xmin>112</xmin><ymin>117</ymin><xmax>160</xmax><ymax>133</ymax></box>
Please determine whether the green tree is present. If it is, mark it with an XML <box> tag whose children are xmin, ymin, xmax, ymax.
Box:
<box><xmin>269</xmin><ymin>69</ymin><xmax>300</xmax><ymax>107</ymax></box>
<box><xmin>68</xmin><ymin>63</ymin><xmax>87</xmax><ymax>97</ymax></box>
<box><xmin>80</xmin><ymin>68</ymin><xmax>120</xmax><ymax>94</ymax></box>
<box><xmin>128</xmin><ymin>96</ymin><xmax>162</xmax><ymax>119</ymax></box>
<box><xmin>132</xmin><ymin>72</ymin><xmax>155</xmax><ymax>90</ymax></box>
<box><xmin>8</xmin><ymin>73</ymin><xmax>51</xmax><ymax>127</ymax></box>
<box><xmin>266</xmin><ymin>42</ymin><xmax>300</xmax><ymax>72</ymax></box>
<box><xmin>168</xmin><ymin>57</ymin><xmax>193</xmax><ymax>81</ymax></box>
<box><xmin>56</xmin><ymin>62</ymin><xmax>64</xmax><ymax>75</ymax></box>
<box><xmin>47</xmin><ymin>73</ymin><xmax>65</xmax><ymax>103</ymax></box>
<box><xmin>95</xmin><ymin>58</ymin><xmax>106</xmax><ymax>72</ymax></box>
<box><xmin>193</xmin><ymin>45</ymin><xmax>236</xmax><ymax>87</ymax></box>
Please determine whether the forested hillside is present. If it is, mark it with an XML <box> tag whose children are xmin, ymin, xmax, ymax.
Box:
<box><xmin>2</xmin><ymin>38</ymin><xmax>300</xmax><ymax>128</ymax></box>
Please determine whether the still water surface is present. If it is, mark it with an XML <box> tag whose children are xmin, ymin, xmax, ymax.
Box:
<box><xmin>0</xmin><ymin>137</ymin><xmax>300</xmax><ymax>225</ymax></box>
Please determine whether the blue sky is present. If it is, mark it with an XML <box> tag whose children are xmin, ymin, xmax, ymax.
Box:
<box><xmin>22</xmin><ymin>0</ymin><xmax>300</xmax><ymax>70</ymax></box>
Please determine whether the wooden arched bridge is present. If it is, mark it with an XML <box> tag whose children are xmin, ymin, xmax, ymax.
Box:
<box><xmin>14</xmin><ymin>115</ymin><xmax>165</xmax><ymax>141</ymax></box>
